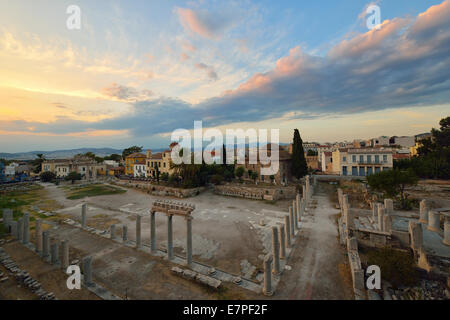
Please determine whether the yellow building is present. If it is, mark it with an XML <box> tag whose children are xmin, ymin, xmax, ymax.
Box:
<box><xmin>125</xmin><ymin>153</ymin><xmax>147</xmax><ymax>176</ymax></box>
<box><xmin>146</xmin><ymin>149</ymin><xmax>174</xmax><ymax>178</ymax></box>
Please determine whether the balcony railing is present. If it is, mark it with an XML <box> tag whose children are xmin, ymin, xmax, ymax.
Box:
<box><xmin>355</xmin><ymin>160</ymin><xmax>388</xmax><ymax>165</ymax></box>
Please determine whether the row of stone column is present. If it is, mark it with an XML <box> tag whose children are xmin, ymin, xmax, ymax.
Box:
<box><xmin>418</xmin><ymin>199</ymin><xmax>449</xmax><ymax>246</ymax></box>
<box><xmin>263</xmin><ymin>190</ymin><xmax>306</xmax><ymax>296</ymax></box>
<box><xmin>370</xmin><ymin>201</ymin><xmax>393</xmax><ymax>233</ymax></box>
<box><xmin>133</xmin><ymin>212</ymin><xmax>194</xmax><ymax>265</ymax></box>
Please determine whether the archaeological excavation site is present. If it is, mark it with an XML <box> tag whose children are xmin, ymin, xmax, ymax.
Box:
<box><xmin>1</xmin><ymin>173</ymin><xmax>448</xmax><ymax>302</ymax></box>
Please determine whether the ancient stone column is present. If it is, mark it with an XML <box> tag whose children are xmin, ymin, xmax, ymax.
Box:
<box><xmin>110</xmin><ymin>224</ymin><xmax>116</xmax><ymax>240</ymax></box>
<box><xmin>296</xmin><ymin>193</ymin><xmax>301</xmax><ymax>218</ymax></box>
<box><xmin>302</xmin><ymin>185</ymin><xmax>307</xmax><ymax>205</ymax></box>
<box><xmin>122</xmin><ymin>225</ymin><xmax>128</xmax><ymax>242</ymax></box>
<box><xmin>377</xmin><ymin>204</ymin><xmax>385</xmax><ymax>231</ymax></box>
<box><xmin>35</xmin><ymin>219</ymin><xmax>43</xmax><ymax>253</ymax></box>
<box><xmin>263</xmin><ymin>254</ymin><xmax>273</xmax><ymax>296</ymax></box>
<box><xmin>293</xmin><ymin>201</ymin><xmax>299</xmax><ymax>230</ymax></box>
<box><xmin>17</xmin><ymin>218</ymin><xmax>23</xmax><ymax>242</ymax></box>
<box><xmin>443</xmin><ymin>217</ymin><xmax>449</xmax><ymax>246</ymax></box>
<box><xmin>371</xmin><ymin>202</ymin><xmax>377</xmax><ymax>222</ymax></box>
<box><xmin>384</xmin><ymin>199</ymin><xmax>394</xmax><ymax>215</ymax></box>
<box><xmin>289</xmin><ymin>207</ymin><xmax>295</xmax><ymax>237</ymax></box>
<box><xmin>22</xmin><ymin>212</ymin><xmax>30</xmax><ymax>245</ymax></box>
<box><xmin>167</xmin><ymin>214</ymin><xmax>174</xmax><ymax>260</ymax></box>
<box><xmin>427</xmin><ymin>211</ymin><xmax>441</xmax><ymax>232</ymax></box>
<box><xmin>150</xmin><ymin>211</ymin><xmax>156</xmax><ymax>253</ymax></box>
<box><xmin>409</xmin><ymin>221</ymin><xmax>423</xmax><ymax>251</ymax></box>
<box><xmin>136</xmin><ymin>214</ymin><xmax>142</xmax><ymax>248</ymax></box>
<box><xmin>186</xmin><ymin>216</ymin><xmax>193</xmax><ymax>266</ymax></box>
<box><xmin>10</xmin><ymin>221</ymin><xmax>18</xmax><ymax>238</ymax></box>
<box><xmin>337</xmin><ymin>188</ymin><xmax>343</xmax><ymax>209</ymax></box>
<box><xmin>383</xmin><ymin>214</ymin><xmax>392</xmax><ymax>233</ymax></box>
<box><xmin>42</xmin><ymin>231</ymin><xmax>50</xmax><ymax>258</ymax></box>
<box><xmin>419</xmin><ymin>200</ymin><xmax>428</xmax><ymax>224</ymax></box>
<box><xmin>82</xmin><ymin>256</ymin><xmax>93</xmax><ymax>286</ymax></box>
<box><xmin>81</xmin><ymin>203</ymin><xmax>87</xmax><ymax>228</ymax></box>
<box><xmin>284</xmin><ymin>215</ymin><xmax>291</xmax><ymax>248</ymax></box>
<box><xmin>3</xmin><ymin>209</ymin><xmax>13</xmax><ymax>228</ymax></box>
<box><xmin>61</xmin><ymin>240</ymin><xmax>69</xmax><ymax>270</ymax></box>
<box><xmin>272</xmin><ymin>227</ymin><xmax>280</xmax><ymax>274</ymax></box>
<box><xmin>278</xmin><ymin>225</ymin><xmax>286</xmax><ymax>259</ymax></box>
<box><xmin>50</xmin><ymin>242</ymin><xmax>59</xmax><ymax>265</ymax></box>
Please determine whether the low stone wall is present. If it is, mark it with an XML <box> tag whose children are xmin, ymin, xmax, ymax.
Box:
<box><xmin>213</xmin><ymin>184</ymin><xmax>296</xmax><ymax>201</ymax></box>
<box><xmin>347</xmin><ymin>237</ymin><xmax>366</xmax><ymax>300</ymax></box>
<box><xmin>112</xmin><ymin>180</ymin><xmax>205</xmax><ymax>198</ymax></box>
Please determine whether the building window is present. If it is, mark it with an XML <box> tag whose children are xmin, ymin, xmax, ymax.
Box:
<box><xmin>163</xmin><ymin>163</ymin><xmax>166</xmax><ymax>168</ymax></box>
<box><xmin>367</xmin><ymin>155</ymin><xmax>372</xmax><ymax>163</ymax></box>
<box><xmin>383</xmin><ymin>155</ymin><xmax>388</xmax><ymax>162</ymax></box>
<box><xmin>359</xmin><ymin>155</ymin><xmax>364</xmax><ymax>163</ymax></box>
<box><xmin>352</xmin><ymin>155</ymin><xmax>356</xmax><ymax>162</ymax></box>
<box><xmin>343</xmin><ymin>157</ymin><xmax>347</xmax><ymax>162</ymax></box>
<box><xmin>375</xmin><ymin>155</ymin><xmax>379</xmax><ymax>163</ymax></box>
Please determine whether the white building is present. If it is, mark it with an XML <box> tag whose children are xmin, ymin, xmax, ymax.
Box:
<box><xmin>104</xmin><ymin>160</ymin><xmax>119</xmax><ymax>167</ymax></box>
<box><xmin>134</xmin><ymin>162</ymin><xmax>147</xmax><ymax>178</ymax></box>
<box><xmin>321</xmin><ymin>151</ymin><xmax>333</xmax><ymax>173</ymax></box>
<box><xmin>332</xmin><ymin>148</ymin><xmax>393</xmax><ymax>176</ymax></box>
<box><xmin>371</xmin><ymin>136</ymin><xmax>415</xmax><ymax>148</ymax></box>
<box><xmin>5</xmin><ymin>163</ymin><xmax>19</xmax><ymax>176</ymax></box>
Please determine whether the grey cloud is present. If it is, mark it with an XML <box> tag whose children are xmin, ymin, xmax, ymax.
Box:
<box><xmin>6</xmin><ymin>1</ymin><xmax>450</xmax><ymax>137</ymax></box>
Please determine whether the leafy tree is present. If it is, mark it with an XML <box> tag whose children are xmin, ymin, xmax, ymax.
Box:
<box><xmin>155</xmin><ymin>165</ymin><xmax>160</xmax><ymax>183</ymax></box>
<box><xmin>161</xmin><ymin>172</ymin><xmax>169</xmax><ymax>182</ymax></box>
<box><xmin>104</xmin><ymin>154</ymin><xmax>122</xmax><ymax>162</ymax></box>
<box><xmin>33</xmin><ymin>153</ymin><xmax>46</xmax><ymax>174</ymax></box>
<box><xmin>367</xmin><ymin>169</ymin><xmax>418</xmax><ymax>209</ymax></box>
<box><xmin>398</xmin><ymin>116</ymin><xmax>450</xmax><ymax>179</ymax></box>
<box><xmin>291</xmin><ymin>129</ymin><xmax>308</xmax><ymax>179</ymax></box>
<box><xmin>250</xmin><ymin>171</ymin><xmax>258</xmax><ymax>183</ymax></box>
<box><xmin>270</xmin><ymin>175</ymin><xmax>275</xmax><ymax>184</ymax></box>
<box><xmin>40</xmin><ymin>171</ymin><xmax>56</xmax><ymax>182</ymax></box>
<box><xmin>65</xmin><ymin>171</ymin><xmax>82</xmax><ymax>184</ymax></box>
<box><xmin>210</xmin><ymin>174</ymin><xmax>223</xmax><ymax>185</ymax></box>
<box><xmin>235</xmin><ymin>166</ymin><xmax>245</xmax><ymax>181</ymax></box>
<box><xmin>122</xmin><ymin>146</ymin><xmax>143</xmax><ymax>159</ymax></box>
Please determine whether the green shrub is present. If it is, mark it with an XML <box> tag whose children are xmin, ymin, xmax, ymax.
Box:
<box><xmin>366</xmin><ymin>247</ymin><xmax>419</xmax><ymax>288</ymax></box>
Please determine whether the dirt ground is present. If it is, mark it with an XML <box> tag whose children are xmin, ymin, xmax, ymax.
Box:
<box><xmin>275</xmin><ymin>182</ymin><xmax>354</xmax><ymax>300</ymax></box>
<box><xmin>39</xmin><ymin>224</ymin><xmax>261</xmax><ymax>300</ymax></box>
<box><xmin>0</xmin><ymin>242</ymin><xmax>99</xmax><ymax>300</ymax></box>
<box><xmin>41</xmin><ymin>182</ymin><xmax>293</xmax><ymax>278</ymax></box>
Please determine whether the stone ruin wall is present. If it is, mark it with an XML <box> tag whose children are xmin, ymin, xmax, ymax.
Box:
<box><xmin>112</xmin><ymin>179</ymin><xmax>205</xmax><ymax>198</ymax></box>
<box><xmin>213</xmin><ymin>184</ymin><xmax>297</xmax><ymax>201</ymax></box>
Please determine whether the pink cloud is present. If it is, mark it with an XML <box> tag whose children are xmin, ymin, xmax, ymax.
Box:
<box><xmin>177</xmin><ymin>8</ymin><xmax>215</xmax><ymax>38</ymax></box>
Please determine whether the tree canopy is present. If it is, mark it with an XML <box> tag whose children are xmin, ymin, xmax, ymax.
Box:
<box><xmin>122</xmin><ymin>146</ymin><xmax>143</xmax><ymax>159</ymax></box>
<box><xmin>367</xmin><ymin>169</ymin><xmax>418</xmax><ymax>209</ymax></box>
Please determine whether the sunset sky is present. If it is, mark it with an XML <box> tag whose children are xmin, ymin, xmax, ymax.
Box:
<box><xmin>0</xmin><ymin>0</ymin><xmax>449</xmax><ymax>152</ymax></box>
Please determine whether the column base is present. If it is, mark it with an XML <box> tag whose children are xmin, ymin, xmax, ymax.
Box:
<box><xmin>272</xmin><ymin>270</ymin><xmax>281</xmax><ymax>276</ymax></box>
<box><xmin>427</xmin><ymin>226</ymin><xmax>440</xmax><ymax>232</ymax></box>
<box><xmin>443</xmin><ymin>239</ymin><xmax>450</xmax><ymax>246</ymax></box>
<box><xmin>418</xmin><ymin>219</ymin><xmax>428</xmax><ymax>224</ymax></box>
<box><xmin>262</xmin><ymin>289</ymin><xmax>274</xmax><ymax>296</ymax></box>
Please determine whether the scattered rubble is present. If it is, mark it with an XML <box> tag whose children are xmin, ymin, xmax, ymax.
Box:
<box><xmin>0</xmin><ymin>247</ymin><xmax>56</xmax><ymax>300</ymax></box>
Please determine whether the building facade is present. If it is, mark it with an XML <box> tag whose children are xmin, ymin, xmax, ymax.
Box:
<box><xmin>133</xmin><ymin>160</ymin><xmax>147</xmax><ymax>178</ymax></box>
<box><xmin>42</xmin><ymin>156</ymin><xmax>106</xmax><ymax>179</ymax></box>
<box><xmin>332</xmin><ymin>148</ymin><xmax>393</xmax><ymax>176</ymax></box>
<box><xmin>125</xmin><ymin>153</ymin><xmax>146</xmax><ymax>176</ymax></box>
<box><xmin>146</xmin><ymin>148</ymin><xmax>175</xmax><ymax>178</ymax></box>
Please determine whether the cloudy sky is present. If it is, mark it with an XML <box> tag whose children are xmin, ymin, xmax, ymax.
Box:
<box><xmin>0</xmin><ymin>0</ymin><xmax>449</xmax><ymax>152</ymax></box>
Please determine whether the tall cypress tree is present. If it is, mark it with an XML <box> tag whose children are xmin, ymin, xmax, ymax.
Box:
<box><xmin>291</xmin><ymin>129</ymin><xmax>308</xmax><ymax>179</ymax></box>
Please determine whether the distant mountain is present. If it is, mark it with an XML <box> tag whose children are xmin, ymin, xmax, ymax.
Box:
<box><xmin>0</xmin><ymin>148</ymin><xmax>124</xmax><ymax>160</ymax></box>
